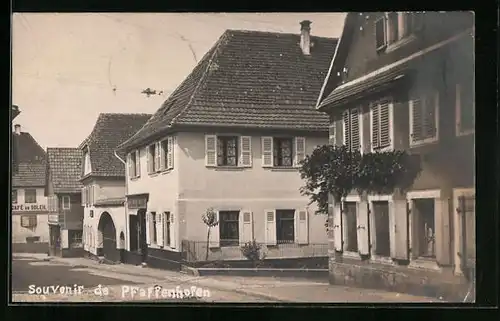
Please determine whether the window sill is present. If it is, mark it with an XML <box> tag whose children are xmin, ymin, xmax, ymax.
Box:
<box><xmin>147</xmin><ymin>169</ymin><xmax>173</xmax><ymax>177</ymax></box>
<box><xmin>371</xmin><ymin>146</ymin><xmax>394</xmax><ymax>153</ymax></box>
<box><xmin>408</xmin><ymin>258</ymin><xmax>441</xmax><ymax>272</ymax></box>
<box><xmin>130</xmin><ymin>176</ymin><xmax>141</xmax><ymax>181</ymax></box>
<box><xmin>409</xmin><ymin>138</ymin><xmax>439</xmax><ymax>148</ymax></box>
<box><xmin>386</xmin><ymin>35</ymin><xmax>417</xmax><ymax>53</ymax></box>
<box><xmin>206</xmin><ymin>166</ymin><xmax>249</xmax><ymax>171</ymax></box>
<box><xmin>343</xmin><ymin>251</ymin><xmax>362</xmax><ymax>260</ymax></box>
<box><xmin>456</xmin><ymin>129</ymin><xmax>474</xmax><ymax>137</ymax></box>
<box><xmin>265</xmin><ymin>167</ymin><xmax>300</xmax><ymax>172</ymax></box>
<box><xmin>370</xmin><ymin>255</ymin><xmax>394</xmax><ymax>265</ymax></box>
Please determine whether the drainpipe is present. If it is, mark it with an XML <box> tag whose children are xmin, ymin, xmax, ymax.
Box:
<box><xmin>114</xmin><ymin>150</ymin><xmax>126</xmax><ymax>164</ymax></box>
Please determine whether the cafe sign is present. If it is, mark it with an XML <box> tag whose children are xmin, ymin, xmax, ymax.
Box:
<box><xmin>127</xmin><ymin>194</ymin><xmax>149</xmax><ymax>209</ymax></box>
<box><xmin>12</xmin><ymin>204</ymin><xmax>47</xmax><ymax>212</ymax></box>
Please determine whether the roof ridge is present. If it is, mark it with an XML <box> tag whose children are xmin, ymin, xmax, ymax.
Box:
<box><xmin>169</xmin><ymin>31</ymin><xmax>229</xmax><ymax>127</ymax></box>
<box><xmin>225</xmin><ymin>29</ymin><xmax>337</xmax><ymax>42</ymax></box>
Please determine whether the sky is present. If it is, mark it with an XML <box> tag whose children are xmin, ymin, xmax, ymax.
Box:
<box><xmin>12</xmin><ymin>13</ymin><xmax>346</xmax><ymax>149</ymax></box>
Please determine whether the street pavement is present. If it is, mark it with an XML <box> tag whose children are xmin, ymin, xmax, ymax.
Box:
<box><xmin>11</xmin><ymin>253</ymin><xmax>440</xmax><ymax>303</ymax></box>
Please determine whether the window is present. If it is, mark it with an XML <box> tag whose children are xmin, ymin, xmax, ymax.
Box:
<box><xmin>160</xmin><ymin>137</ymin><xmax>174</xmax><ymax>170</ymax></box>
<box><xmin>370</xmin><ymin>100</ymin><xmax>393</xmax><ymax>151</ymax></box>
<box><xmin>21</xmin><ymin>215</ymin><xmax>37</xmax><ymax>228</ymax></box>
<box><xmin>276</xmin><ymin>210</ymin><xmax>295</xmax><ymax>244</ymax></box>
<box><xmin>217</xmin><ymin>136</ymin><xmax>238</xmax><ymax>166</ymax></box>
<box><xmin>402</xmin><ymin>12</ymin><xmax>423</xmax><ymax>37</ymax></box>
<box><xmin>219</xmin><ymin>211</ymin><xmax>239</xmax><ymax>247</ymax></box>
<box><xmin>69</xmin><ymin>230</ymin><xmax>83</xmax><ymax>249</ymax></box>
<box><xmin>205</xmin><ymin>135</ymin><xmax>252</xmax><ymax>167</ymax></box>
<box><xmin>273</xmin><ymin>137</ymin><xmax>293</xmax><ymax>167</ymax></box>
<box><xmin>151</xmin><ymin>212</ymin><xmax>157</xmax><ymax>244</ymax></box>
<box><xmin>375</xmin><ymin>17</ymin><xmax>387</xmax><ymax>50</ymax></box>
<box><xmin>147</xmin><ymin>143</ymin><xmax>160</xmax><ymax>173</ymax></box>
<box><xmin>343</xmin><ymin>202</ymin><xmax>358</xmax><ymax>252</ymax></box>
<box><xmin>164</xmin><ymin>212</ymin><xmax>171</xmax><ymax>246</ymax></box>
<box><xmin>25</xmin><ymin>189</ymin><xmax>37</xmax><ymax>204</ymax></box>
<box><xmin>410</xmin><ymin>91</ymin><xmax>439</xmax><ymax>146</ymax></box>
<box><xmin>62</xmin><ymin>196</ymin><xmax>71</xmax><ymax>210</ymax></box>
<box><xmin>371</xmin><ymin>201</ymin><xmax>391</xmax><ymax>257</ymax></box>
<box><xmin>128</xmin><ymin>151</ymin><xmax>140</xmax><ymax>178</ymax></box>
<box><xmin>412</xmin><ymin>198</ymin><xmax>436</xmax><ymax>259</ymax></box>
<box><xmin>456</xmin><ymin>82</ymin><xmax>475</xmax><ymax>136</ymax></box>
<box><xmin>375</xmin><ymin>12</ymin><xmax>423</xmax><ymax>51</ymax></box>
<box><xmin>12</xmin><ymin>189</ymin><xmax>17</xmax><ymax>204</ymax></box>
<box><xmin>83</xmin><ymin>151</ymin><xmax>91</xmax><ymax>175</ymax></box>
<box><xmin>329</xmin><ymin>120</ymin><xmax>336</xmax><ymax>146</ymax></box>
<box><xmin>387</xmin><ymin>12</ymin><xmax>399</xmax><ymax>44</ymax></box>
<box><xmin>343</xmin><ymin>108</ymin><xmax>362</xmax><ymax>152</ymax></box>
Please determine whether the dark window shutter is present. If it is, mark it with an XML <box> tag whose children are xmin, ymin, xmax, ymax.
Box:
<box><xmin>424</xmin><ymin>94</ymin><xmax>437</xmax><ymax>138</ymax></box>
<box><xmin>371</xmin><ymin>104</ymin><xmax>380</xmax><ymax>149</ymax></box>
<box><xmin>411</xmin><ymin>99</ymin><xmax>423</xmax><ymax>142</ymax></box>
<box><xmin>379</xmin><ymin>101</ymin><xmax>391</xmax><ymax>147</ymax></box>
<box><xmin>350</xmin><ymin>108</ymin><xmax>360</xmax><ymax>151</ymax></box>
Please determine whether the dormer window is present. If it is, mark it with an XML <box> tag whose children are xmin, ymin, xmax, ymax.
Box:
<box><xmin>83</xmin><ymin>150</ymin><xmax>91</xmax><ymax>175</ymax></box>
<box><xmin>376</xmin><ymin>12</ymin><xmax>424</xmax><ymax>52</ymax></box>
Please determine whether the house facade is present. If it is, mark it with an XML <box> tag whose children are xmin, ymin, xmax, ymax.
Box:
<box><xmin>316</xmin><ymin>12</ymin><xmax>474</xmax><ymax>300</ymax></box>
<box><xmin>46</xmin><ymin>148</ymin><xmax>84</xmax><ymax>257</ymax></box>
<box><xmin>79</xmin><ymin>113</ymin><xmax>151</xmax><ymax>263</ymax></box>
<box><xmin>12</xmin><ymin>124</ymin><xmax>49</xmax><ymax>252</ymax></box>
<box><xmin>116</xmin><ymin>23</ymin><xmax>338</xmax><ymax>267</ymax></box>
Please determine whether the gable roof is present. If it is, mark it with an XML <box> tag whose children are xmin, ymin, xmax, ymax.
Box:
<box><xmin>47</xmin><ymin>148</ymin><xmax>83</xmax><ymax>194</ymax></box>
<box><xmin>12</xmin><ymin>132</ymin><xmax>47</xmax><ymax>188</ymax></box>
<box><xmin>118</xmin><ymin>29</ymin><xmax>338</xmax><ymax>151</ymax></box>
<box><xmin>80</xmin><ymin>113</ymin><xmax>152</xmax><ymax>178</ymax></box>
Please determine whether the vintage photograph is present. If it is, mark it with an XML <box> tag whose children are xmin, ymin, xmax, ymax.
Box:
<box><xmin>10</xmin><ymin>12</ymin><xmax>474</xmax><ymax>303</ymax></box>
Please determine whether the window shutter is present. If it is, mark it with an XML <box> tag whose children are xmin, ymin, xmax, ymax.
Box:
<box><xmin>423</xmin><ymin>91</ymin><xmax>438</xmax><ymax>139</ymax></box>
<box><xmin>261</xmin><ymin>137</ymin><xmax>273</xmax><ymax>167</ymax></box>
<box><xmin>205</xmin><ymin>135</ymin><xmax>217</xmax><ymax>167</ymax></box>
<box><xmin>239</xmin><ymin>210</ymin><xmax>253</xmax><ymax>245</ymax></box>
<box><xmin>167</xmin><ymin>136</ymin><xmax>174</xmax><ymax>169</ymax></box>
<box><xmin>81</xmin><ymin>188</ymin><xmax>85</xmax><ymax>206</ymax></box>
<box><xmin>343</xmin><ymin>110</ymin><xmax>350</xmax><ymax>148</ymax></box>
<box><xmin>295</xmin><ymin>209</ymin><xmax>309</xmax><ymax>245</ymax></box>
<box><xmin>357</xmin><ymin>201</ymin><xmax>370</xmax><ymax>255</ymax></box>
<box><xmin>350</xmin><ymin>108</ymin><xmax>360</xmax><ymax>151</ymax></box>
<box><xmin>333</xmin><ymin>202</ymin><xmax>343</xmax><ymax>251</ymax></box>
<box><xmin>435</xmin><ymin>198</ymin><xmax>451</xmax><ymax>265</ymax></box>
<box><xmin>157</xmin><ymin>212</ymin><xmax>164</xmax><ymax>247</ymax></box>
<box><xmin>127</xmin><ymin>153</ymin><xmax>133</xmax><ymax>178</ymax></box>
<box><xmin>391</xmin><ymin>199</ymin><xmax>409</xmax><ymax>260</ymax></box>
<box><xmin>264</xmin><ymin>210</ymin><xmax>277</xmax><ymax>245</ymax></box>
<box><xmin>329</xmin><ymin>121</ymin><xmax>336</xmax><ymax>146</ymax></box>
<box><xmin>169</xmin><ymin>212</ymin><xmax>176</xmax><ymax>249</ymax></box>
<box><xmin>371</xmin><ymin>104</ymin><xmax>380</xmax><ymax>149</ymax></box>
<box><xmin>147</xmin><ymin>146</ymin><xmax>153</xmax><ymax>173</ymax></box>
<box><xmin>159</xmin><ymin>141</ymin><xmax>166</xmax><ymax>171</ymax></box>
<box><xmin>135</xmin><ymin>150</ymin><xmax>141</xmax><ymax>177</ymax></box>
<box><xmin>155</xmin><ymin>142</ymin><xmax>161</xmax><ymax>172</ymax></box>
<box><xmin>209</xmin><ymin>211</ymin><xmax>220</xmax><ymax>248</ymax></box>
<box><xmin>294</xmin><ymin>137</ymin><xmax>306</xmax><ymax>167</ymax></box>
<box><xmin>379</xmin><ymin>101</ymin><xmax>391</xmax><ymax>148</ymax></box>
<box><xmin>239</xmin><ymin>136</ymin><xmax>252</xmax><ymax>167</ymax></box>
<box><xmin>410</xmin><ymin>98</ymin><xmax>423</xmax><ymax>143</ymax></box>
<box><xmin>145</xmin><ymin>212</ymin><xmax>151</xmax><ymax>245</ymax></box>
<box><xmin>375</xmin><ymin>17</ymin><xmax>387</xmax><ymax>50</ymax></box>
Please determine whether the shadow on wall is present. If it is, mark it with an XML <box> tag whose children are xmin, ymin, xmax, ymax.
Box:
<box><xmin>13</xmin><ymin>242</ymin><xmax>49</xmax><ymax>253</ymax></box>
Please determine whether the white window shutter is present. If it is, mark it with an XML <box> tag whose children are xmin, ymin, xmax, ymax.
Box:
<box><xmin>333</xmin><ymin>201</ymin><xmax>343</xmax><ymax>251</ymax></box>
<box><xmin>239</xmin><ymin>136</ymin><xmax>252</xmax><ymax>167</ymax></box>
<box><xmin>435</xmin><ymin>198</ymin><xmax>451</xmax><ymax>265</ymax></box>
<box><xmin>343</xmin><ymin>110</ymin><xmax>350</xmax><ymax>148</ymax></box>
<box><xmin>295</xmin><ymin>209</ymin><xmax>309</xmax><ymax>245</ymax></box>
<box><xmin>145</xmin><ymin>212</ymin><xmax>151</xmax><ymax>245</ymax></box>
<box><xmin>169</xmin><ymin>212</ymin><xmax>176</xmax><ymax>249</ymax></box>
<box><xmin>127</xmin><ymin>153</ymin><xmax>133</xmax><ymax>178</ymax></box>
<box><xmin>391</xmin><ymin>199</ymin><xmax>409</xmax><ymax>260</ymax></box>
<box><xmin>294</xmin><ymin>137</ymin><xmax>306</xmax><ymax>167</ymax></box>
<box><xmin>135</xmin><ymin>150</ymin><xmax>141</xmax><ymax>177</ymax></box>
<box><xmin>209</xmin><ymin>210</ymin><xmax>220</xmax><ymax>248</ymax></box>
<box><xmin>261</xmin><ymin>137</ymin><xmax>273</xmax><ymax>167</ymax></box>
<box><xmin>410</xmin><ymin>98</ymin><xmax>423</xmax><ymax>143</ymax></box>
<box><xmin>156</xmin><ymin>212</ymin><xmax>164</xmax><ymax>247</ymax></box>
<box><xmin>147</xmin><ymin>146</ymin><xmax>153</xmax><ymax>173</ymax></box>
<box><xmin>205</xmin><ymin>135</ymin><xmax>217</xmax><ymax>167</ymax></box>
<box><xmin>239</xmin><ymin>210</ymin><xmax>253</xmax><ymax>245</ymax></box>
<box><xmin>371</xmin><ymin>104</ymin><xmax>380</xmax><ymax>149</ymax></box>
<box><xmin>350</xmin><ymin>108</ymin><xmax>360</xmax><ymax>151</ymax></box>
<box><xmin>329</xmin><ymin>121</ymin><xmax>336</xmax><ymax>146</ymax></box>
<box><xmin>81</xmin><ymin>188</ymin><xmax>85</xmax><ymax>206</ymax></box>
<box><xmin>155</xmin><ymin>142</ymin><xmax>161</xmax><ymax>171</ymax></box>
<box><xmin>379</xmin><ymin>101</ymin><xmax>391</xmax><ymax>148</ymax></box>
<box><xmin>159</xmin><ymin>141</ymin><xmax>166</xmax><ymax>171</ymax></box>
<box><xmin>264</xmin><ymin>210</ymin><xmax>277</xmax><ymax>245</ymax></box>
<box><xmin>167</xmin><ymin>136</ymin><xmax>174</xmax><ymax>169</ymax></box>
<box><xmin>357</xmin><ymin>201</ymin><xmax>370</xmax><ymax>255</ymax></box>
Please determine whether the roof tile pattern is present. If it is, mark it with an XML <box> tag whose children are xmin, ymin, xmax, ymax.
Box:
<box><xmin>82</xmin><ymin>113</ymin><xmax>152</xmax><ymax>177</ymax></box>
<box><xmin>12</xmin><ymin>132</ymin><xmax>47</xmax><ymax>187</ymax></box>
<box><xmin>119</xmin><ymin>30</ymin><xmax>338</xmax><ymax>151</ymax></box>
<box><xmin>47</xmin><ymin>148</ymin><xmax>83</xmax><ymax>193</ymax></box>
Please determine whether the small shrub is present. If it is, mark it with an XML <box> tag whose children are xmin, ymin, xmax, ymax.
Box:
<box><xmin>240</xmin><ymin>239</ymin><xmax>266</xmax><ymax>267</ymax></box>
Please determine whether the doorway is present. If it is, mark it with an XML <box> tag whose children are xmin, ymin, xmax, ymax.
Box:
<box><xmin>98</xmin><ymin>212</ymin><xmax>119</xmax><ymax>262</ymax></box>
<box><xmin>413</xmin><ymin>198</ymin><xmax>436</xmax><ymax>259</ymax></box>
<box><xmin>343</xmin><ymin>202</ymin><xmax>358</xmax><ymax>252</ymax></box>
<box><xmin>137</xmin><ymin>209</ymin><xmax>148</xmax><ymax>263</ymax></box>
<box><xmin>372</xmin><ymin>201</ymin><xmax>391</xmax><ymax>257</ymax></box>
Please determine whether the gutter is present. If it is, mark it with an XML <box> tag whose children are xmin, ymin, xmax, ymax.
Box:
<box><xmin>114</xmin><ymin>150</ymin><xmax>126</xmax><ymax>165</ymax></box>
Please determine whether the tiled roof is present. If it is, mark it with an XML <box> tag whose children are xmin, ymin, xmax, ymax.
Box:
<box><xmin>94</xmin><ymin>197</ymin><xmax>125</xmax><ymax>207</ymax></box>
<box><xmin>118</xmin><ymin>29</ymin><xmax>338</xmax><ymax>151</ymax></box>
<box><xmin>81</xmin><ymin>113</ymin><xmax>152</xmax><ymax>177</ymax></box>
<box><xmin>12</xmin><ymin>132</ymin><xmax>46</xmax><ymax>188</ymax></box>
<box><xmin>47</xmin><ymin>148</ymin><xmax>83</xmax><ymax>193</ymax></box>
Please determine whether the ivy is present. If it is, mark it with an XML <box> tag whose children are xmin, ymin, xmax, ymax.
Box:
<box><xmin>299</xmin><ymin>145</ymin><xmax>422</xmax><ymax>217</ymax></box>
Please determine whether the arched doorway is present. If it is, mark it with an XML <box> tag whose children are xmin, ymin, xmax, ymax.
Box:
<box><xmin>98</xmin><ymin>212</ymin><xmax>119</xmax><ymax>262</ymax></box>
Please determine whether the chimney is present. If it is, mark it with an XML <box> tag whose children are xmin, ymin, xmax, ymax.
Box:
<box><xmin>14</xmin><ymin>124</ymin><xmax>21</xmax><ymax>135</ymax></box>
<box><xmin>300</xmin><ymin>20</ymin><xmax>312</xmax><ymax>55</ymax></box>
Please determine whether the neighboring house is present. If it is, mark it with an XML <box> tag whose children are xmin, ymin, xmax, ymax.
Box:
<box><xmin>80</xmin><ymin>113</ymin><xmax>151</xmax><ymax>263</ymax></box>
<box><xmin>316</xmin><ymin>12</ymin><xmax>474</xmax><ymax>299</ymax></box>
<box><xmin>12</xmin><ymin>105</ymin><xmax>20</xmax><ymax>121</ymax></box>
<box><xmin>11</xmin><ymin>124</ymin><xmax>49</xmax><ymax>250</ymax></box>
<box><xmin>46</xmin><ymin>148</ymin><xmax>84</xmax><ymax>257</ymax></box>
<box><xmin>115</xmin><ymin>22</ymin><xmax>338</xmax><ymax>267</ymax></box>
